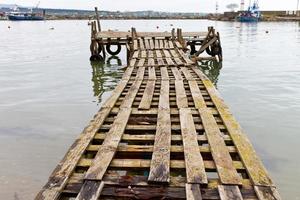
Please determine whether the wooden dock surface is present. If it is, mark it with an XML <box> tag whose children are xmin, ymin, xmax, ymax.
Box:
<box><xmin>96</xmin><ymin>31</ymin><xmax>207</xmax><ymax>39</ymax></box>
<box><xmin>36</xmin><ymin>35</ymin><xmax>280</xmax><ymax>200</ymax></box>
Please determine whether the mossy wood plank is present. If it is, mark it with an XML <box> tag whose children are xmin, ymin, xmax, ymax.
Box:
<box><xmin>180</xmin><ymin>108</ymin><xmax>207</xmax><ymax>184</ymax></box>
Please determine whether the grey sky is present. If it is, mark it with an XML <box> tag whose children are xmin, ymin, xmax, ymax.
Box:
<box><xmin>1</xmin><ymin>0</ymin><xmax>299</xmax><ymax>12</ymax></box>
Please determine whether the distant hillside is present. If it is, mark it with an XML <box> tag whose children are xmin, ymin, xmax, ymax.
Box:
<box><xmin>0</xmin><ymin>4</ymin><xmax>208</xmax><ymax>19</ymax></box>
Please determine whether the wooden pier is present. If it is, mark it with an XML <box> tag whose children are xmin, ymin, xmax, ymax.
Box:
<box><xmin>36</xmin><ymin>14</ymin><xmax>280</xmax><ymax>200</ymax></box>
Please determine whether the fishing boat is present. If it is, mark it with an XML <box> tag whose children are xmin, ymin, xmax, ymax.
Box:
<box><xmin>237</xmin><ymin>0</ymin><xmax>261</xmax><ymax>22</ymax></box>
<box><xmin>7</xmin><ymin>11</ymin><xmax>44</xmax><ymax>21</ymax></box>
<box><xmin>7</xmin><ymin>3</ymin><xmax>44</xmax><ymax>21</ymax></box>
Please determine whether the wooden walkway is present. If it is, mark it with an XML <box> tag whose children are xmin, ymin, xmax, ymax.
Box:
<box><xmin>36</xmin><ymin>36</ymin><xmax>281</xmax><ymax>200</ymax></box>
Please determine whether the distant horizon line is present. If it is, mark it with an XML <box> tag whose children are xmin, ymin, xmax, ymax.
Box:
<box><xmin>0</xmin><ymin>3</ymin><xmax>299</xmax><ymax>13</ymax></box>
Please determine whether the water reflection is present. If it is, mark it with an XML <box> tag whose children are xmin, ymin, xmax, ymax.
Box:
<box><xmin>90</xmin><ymin>56</ymin><xmax>123</xmax><ymax>104</ymax></box>
<box><xmin>198</xmin><ymin>60</ymin><xmax>223</xmax><ymax>87</ymax></box>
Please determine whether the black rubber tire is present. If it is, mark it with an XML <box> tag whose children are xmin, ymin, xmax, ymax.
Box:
<box><xmin>190</xmin><ymin>44</ymin><xmax>197</xmax><ymax>55</ymax></box>
<box><xmin>206</xmin><ymin>44</ymin><xmax>221</xmax><ymax>57</ymax></box>
<box><xmin>106</xmin><ymin>44</ymin><xmax>122</xmax><ymax>56</ymax></box>
<box><xmin>90</xmin><ymin>54</ymin><xmax>104</xmax><ymax>61</ymax></box>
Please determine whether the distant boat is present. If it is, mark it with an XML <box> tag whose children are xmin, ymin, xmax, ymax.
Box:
<box><xmin>7</xmin><ymin>12</ymin><xmax>44</xmax><ymax>21</ymax></box>
<box><xmin>7</xmin><ymin>4</ymin><xmax>44</xmax><ymax>21</ymax></box>
<box><xmin>237</xmin><ymin>0</ymin><xmax>261</xmax><ymax>22</ymax></box>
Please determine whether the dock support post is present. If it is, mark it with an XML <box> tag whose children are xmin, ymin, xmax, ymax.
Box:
<box><xmin>95</xmin><ymin>7</ymin><xmax>101</xmax><ymax>32</ymax></box>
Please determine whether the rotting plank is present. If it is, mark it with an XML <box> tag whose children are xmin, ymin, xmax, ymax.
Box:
<box><xmin>218</xmin><ymin>185</ymin><xmax>243</xmax><ymax>200</ymax></box>
<box><xmin>75</xmin><ymin>181</ymin><xmax>104</xmax><ymax>200</ymax></box>
<box><xmin>180</xmin><ymin>108</ymin><xmax>207</xmax><ymax>184</ymax></box>
<box><xmin>77</xmin><ymin>108</ymin><xmax>131</xmax><ymax>199</ymax></box>
<box><xmin>139</xmin><ymin>38</ymin><xmax>145</xmax><ymax>50</ymax></box>
<box><xmin>171</xmin><ymin>67</ymin><xmax>183</xmax><ymax>80</ymax></box>
<box><xmin>191</xmin><ymin>75</ymin><xmax>241</xmax><ymax>184</ymax></box>
<box><xmin>254</xmin><ymin>186</ymin><xmax>281</xmax><ymax>200</ymax></box>
<box><xmin>156</xmin><ymin>49</ymin><xmax>162</xmax><ymax>58</ymax></box>
<box><xmin>199</xmin><ymin>105</ymin><xmax>242</xmax><ymax>185</ymax></box>
<box><xmin>192</xmin><ymin>66</ymin><xmax>274</xmax><ymax>187</ymax></box>
<box><xmin>149</xmin><ymin>39</ymin><xmax>155</xmax><ymax>49</ymax></box>
<box><xmin>148</xmin><ymin>79</ymin><xmax>171</xmax><ymax>183</ymax></box>
<box><xmin>186</xmin><ymin>184</ymin><xmax>203</xmax><ymax>200</ymax></box>
<box><xmin>166</xmin><ymin>57</ymin><xmax>175</xmax><ymax>66</ymax></box>
<box><xmin>84</xmin><ymin>107</ymin><xmax>132</xmax><ymax>181</ymax></box>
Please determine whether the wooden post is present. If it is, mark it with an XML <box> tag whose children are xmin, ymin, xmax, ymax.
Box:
<box><xmin>95</xmin><ymin>7</ymin><xmax>101</xmax><ymax>32</ymax></box>
<box><xmin>171</xmin><ymin>28</ymin><xmax>175</xmax><ymax>41</ymax></box>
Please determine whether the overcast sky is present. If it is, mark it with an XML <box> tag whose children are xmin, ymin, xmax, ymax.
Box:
<box><xmin>1</xmin><ymin>0</ymin><xmax>299</xmax><ymax>12</ymax></box>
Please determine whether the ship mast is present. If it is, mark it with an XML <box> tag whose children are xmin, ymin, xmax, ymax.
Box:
<box><xmin>297</xmin><ymin>0</ymin><xmax>300</xmax><ymax>16</ymax></box>
<box><xmin>240</xmin><ymin>0</ymin><xmax>245</xmax><ymax>11</ymax></box>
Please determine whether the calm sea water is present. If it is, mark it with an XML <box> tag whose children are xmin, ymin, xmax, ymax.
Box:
<box><xmin>0</xmin><ymin>20</ymin><xmax>299</xmax><ymax>199</ymax></box>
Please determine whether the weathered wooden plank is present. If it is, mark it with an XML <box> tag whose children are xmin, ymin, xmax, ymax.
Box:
<box><xmin>164</xmin><ymin>40</ymin><xmax>169</xmax><ymax>49</ymax></box>
<box><xmin>158</xmin><ymin>80</ymin><xmax>170</xmax><ymax>110</ymax></box>
<box><xmin>156</xmin><ymin>49</ymin><xmax>162</xmax><ymax>58</ymax></box>
<box><xmin>35</xmin><ymin>66</ymin><xmax>133</xmax><ymax>199</ymax></box>
<box><xmin>175</xmin><ymin>41</ymin><xmax>183</xmax><ymax>48</ymax></box>
<box><xmin>121</xmin><ymin>67</ymin><xmax>134</xmax><ymax>80</ymax></box>
<box><xmin>87</xmin><ymin>144</ymin><xmax>237</xmax><ymax>153</ymax></box>
<box><xmin>138</xmin><ymin>80</ymin><xmax>156</xmax><ymax>110</ymax></box>
<box><xmin>35</xmin><ymin>108</ymin><xmax>112</xmax><ymax>200</ymax></box>
<box><xmin>102</xmin><ymin>80</ymin><xmax>129</xmax><ymax>108</ymax></box>
<box><xmin>141</xmin><ymin>50</ymin><xmax>147</xmax><ymax>58</ymax></box>
<box><xmin>148</xmin><ymin>58</ymin><xmax>155</xmax><ymax>66</ymax></box>
<box><xmin>75</xmin><ymin>181</ymin><xmax>104</xmax><ymax>200</ymax></box>
<box><xmin>186</xmin><ymin>184</ymin><xmax>202</xmax><ymax>200</ymax></box>
<box><xmin>178</xmin><ymin>49</ymin><xmax>193</xmax><ymax>65</ymax></box>
<box><xmin>181</xmin><ymin>67</ymin><xmax>195</xmax><ymax>80</ymax></box>
<box><xmin>169</xmin><ymin>40</ymin><xmax>174</xmax><ymax>49</ymax></box>
<box><xmin>95</xmin><ymin>133</ymin><xmax>233</xmax><ymax>143</ymax></box>
<box><xmin>144</xmin><ymin>39</ymin><xmax>150</xmax><ymax>49</ymax></box>
<box><xmin>161</xmin><ymin>67</ymin><xmax>169</xmax><ymax>80</ymax></box>
<box><xmin>159</xmin><ymin>39</ymin><xmax>164</xmax><ymax>49</ymax></box>
<box><xmin>171</xmin><ymin>67</ymin><xmax>183</xmax><ymax>80</ymax></box>
<box><xmin>192</xmin><ymin>67</ymin><xmax>274</xmax><ymax>186</ymax></box>
<box><xmin>120</xmin><ymin>68</ymin><xmax>144</xmax><ymax>108</ymax></box>
<box><xmin>180</xmin><ymin>108</ymin><xmax>207</xmax><ymax>184</ymax></box>
<box><xmin>166</xmin><ymin>57</ymin><xmax>175</xmax><ymax>66</ymax></box>
<box><xmin>148</xmin><ymin>66</ymin><xmax>156</xmax><ymax>80</ymax></box>
<box><xmin>154</xmin><ymin>39</ymin><xmax>160</xmax><ymax>49</ymax></box>
<box><xmin>189</xmin><ymin>75</ymin><xmax>241</xmax><ymax>184</ymax></box>
<box><xmin>148</xmin><ymin>50</ymin><xmax>154</xmax><ymax>58</ymax></box>
<box><xmin>218</xmin><ymin>185</ymin><xmax>243</xmax><ymax>200</ymax></box>
<box><xmin>137</xmin><ymin>58</ymin><xmax>145</xmax><ymax>67</ymax></box>
<box><xmin>157</xmin><ymin>58</ymin><xmax>165</xmax><ymax>66</ymax></box>
<box><xmin>198</xmin><ymin>107</ymin><xmax>241</xmax><ymax>185</ymax></box>
<box><xmin>254</xmin><ymin>186</ymin><xmax>281</xmax><ymax>200</ymax></box>
<box><xmin>139</xmin><ymin>38</ymin><xmax>145</xmax><ymax>50</ymax></box>
<box><xmin>188</xmin><ymin>80</ymin><xmax>206</xmax><ymax>109</ymax></box>
<box><xmin>84</xmin><ymin>107</ymin><xmax>132</xmax><ymax>181</ymax></box>
<box><xmin>129</xmin><ymin>58</ymin><xmax>136</xmax><ymax>67</ymax></box>
<box><xmin>170</xmin><ymin>49</ymin><xmax>179</xmax><ymax>57</ymax></box>
<box><xmin>175</xmin><ymin>80</ymin><xmax>188</xmax><ymax>108</ymax></box>
<box><xmin>133</xmin><ymin>40</ymin><xmax>138</xmax><ymax>50</ymax></box>
<box><xmin>78</xmin><ymin>158</ymin><xmax>245</xmax><ymax>170</ymax></box>
<box><xmin>149</xmin><ymin>39</ymin><xmax>155</xmax><ymax>49</ymax></box>
<box><xmin>132</xmin><ymin>50</ymin><xmax>139</xmax><ymax>58</ymax></box>
<box><xmin>174</xmin><ymin>57</ymin><xmax>184</xmax><ymax>65</ymax></box>
<box><xmin>163</xmin><ymin>49</ymin><xmax>171</xmax><ymax>57</ymax></box>
<box><xmin>148</xmin><ymin>90</ymin><xmax>171</xmax><ymax>182</ymax></box>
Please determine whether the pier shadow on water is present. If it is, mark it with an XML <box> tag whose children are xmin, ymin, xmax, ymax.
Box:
<box><xmin>90</xmin><ymin>56</ymin><xmax>123</xmax><ymax>104</ymax></box>
<box><xmin>197</xmin><ymin>60</ymin><xmax>223</xmax><ymax>88</ymax></box>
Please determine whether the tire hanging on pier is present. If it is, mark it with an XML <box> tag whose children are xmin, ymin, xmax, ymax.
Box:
<box><xmin>189</xmin><ymin>42</ymin><xmax>197</xmax><ymax>55</ymax></box>
<box><xmin>206</xmin><ymin>42</ymin><xmax>222</xmax><ymax>57</ymax></box>
<box><xmin>106</xmin><ymin>44</ymin><xmax>122</xmax><ymax>56</ymax></box>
